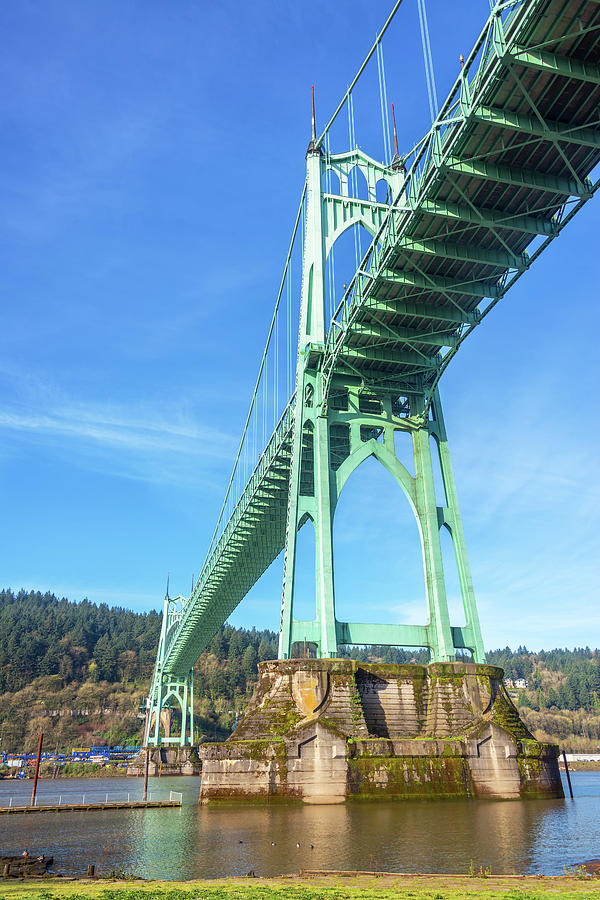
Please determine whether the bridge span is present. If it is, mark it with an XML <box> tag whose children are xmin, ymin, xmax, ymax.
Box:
<box><xmin>145</xmin><ymin>0</ymin><xmax>600</xmax><ymax>746</ymax></box>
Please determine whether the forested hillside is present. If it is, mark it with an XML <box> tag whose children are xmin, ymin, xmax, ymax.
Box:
<box><xmin>0</xmin><ymin>589</ymin><xmax>598</xmax><ymax>752</ymax></box>
<box><xmin>0</xmin><ymin>589</ymin><xmax>277</xmax><ymax>751</ymax></box>
<box><xmin>0</xmin><ymin>589</ymin><xmax>162</xmax><ymax>690</ymax></box>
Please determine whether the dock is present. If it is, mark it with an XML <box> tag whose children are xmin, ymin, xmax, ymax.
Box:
<box><xmin>0</xmin><ymin>798</ymin><xmax>181</xmax><ymax>814</ymax></box>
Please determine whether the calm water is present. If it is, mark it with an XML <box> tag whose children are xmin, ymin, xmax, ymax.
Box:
<box><xmin>0</xmin><ymin>773</ymin><xmax>598</xmax><ymax>878</ymax></box>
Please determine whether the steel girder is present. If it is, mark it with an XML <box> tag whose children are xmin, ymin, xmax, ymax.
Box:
<box><xmin>321</xmin><ymin>0</ymin><xmax>600</xmax><ymax>410</ymax></box>
<box><xmin>147</xmin><ymin>0</ymin><xmax>600</xmax><ymax>734</ymax></box>
<box><xmin>162</xmin><ymin>401</ymin><xmax>295</xmax><ymax>674</ymax></box>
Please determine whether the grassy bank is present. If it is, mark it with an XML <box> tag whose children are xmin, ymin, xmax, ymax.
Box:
<box><xmin>559</xmin><ymin>760</ymin><xmax>600</xmax><ymax>772</ymax></box>
<box><xmin>1</xmin><ymin>873</ymin><xmax>600</xmax><ymax>900</ymax></box>
<box><xmin>1</xmin><ymin>765</ymin><xmax>130</xmax><ymax>780</ymax></box>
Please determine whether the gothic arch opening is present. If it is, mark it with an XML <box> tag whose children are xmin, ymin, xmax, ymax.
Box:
<box><xmin>430</xmin><ymin>435</ymin><xmax>447</xmax><ymax>507</ymax></box>
<box><xmin>325</xmin><ymin>222</ymin><xmax>373</xmax><ymax>324</ymax></box>
<box><xmin>292</xmin><ymin>515</ymin><xmax>317</xmax><ymax>624</ymax></box>
<box><xmin>322</xmin><ymin>168</ymin><xmax>341</xmax><ymax>195</ymax></box>
<box><xmin>333</xmin><ymin>454</ymin><xmax>426</xmax><ymax>631</ymax></box>
<box><xmin>376</xmin><ymin>177</ymin><xmax>392</xmax><ymax>204</ymax></box>
<box><xmin>393</xmin><ymin>428</ymin><xmax>414</xmax><ymax>476</ymax></box>
<box><xmin>347</xmin><ymin>164</ymin><xmax>369</xmax><ymax>200</ymax></box>
<box><xmin>151</xmin><ymin>698</ymin><xmax>183</xmax><ymax>743</ymax></box>
<box><xmin>440</xmin><ymin>524</ymin><xmax>466</xmax><ymax>626</ymax></box>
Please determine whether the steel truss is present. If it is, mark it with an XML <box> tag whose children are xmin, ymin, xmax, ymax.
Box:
<box><xmin>146</xmin><ymin>0</ymin><xmax>600</xmax><ymax>744</ymax></box>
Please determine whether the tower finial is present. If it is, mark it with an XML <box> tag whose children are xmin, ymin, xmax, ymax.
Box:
<box><xmin>307</xmin><ymin>85</ymin><xmax>319</xmax><ymax>156</ymax></box>
<box><xmin>391</xmin><ymin>103</ymin><xmax>405</xmax><ymax>172</ymax></box>
<box><xmin>391</xmin><ymin>102</ymin><xmax>399</xmax><ymax>160</ymax></box>
<box><xmin>166</xmin><ymin>573</ymin><xmax>170</xmax><ymax>600</ymax></box>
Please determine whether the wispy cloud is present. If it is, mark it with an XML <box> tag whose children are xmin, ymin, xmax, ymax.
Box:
<box><xmin>0</xmin><ymin>406</ymin><xmax>232</xmax><ymax>456</ymax></box>
<box><xmin>0</xmin><ymin>362</ymin><xmax>238</xmax><ymax>490</ymax></box>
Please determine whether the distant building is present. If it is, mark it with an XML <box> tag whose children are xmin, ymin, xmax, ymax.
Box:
<box><xmin>504</xmin><ymin>678</ymin><xmax>528</xmax><ymax>690</ymax></box>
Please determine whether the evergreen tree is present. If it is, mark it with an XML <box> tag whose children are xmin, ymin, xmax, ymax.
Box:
<box><xmin>242</xmin><ymin>645</ymin><xmax>258</xmax><ymax>679</ymax></box>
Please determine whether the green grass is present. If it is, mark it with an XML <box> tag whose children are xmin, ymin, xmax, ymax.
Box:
<box><xmin>2</xmin><ymin>877</ymin><xmax>600</xmax><ymax>900</ymax></box>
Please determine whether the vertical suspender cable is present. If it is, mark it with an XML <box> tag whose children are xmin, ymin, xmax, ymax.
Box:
<box><xmin>325</xmin><ymin>132</ymin><xmax>337</xmax><ymax>331</ymax></box>
<box><xmin>201</xmin><ymin>182</ymin><xmax>307</xmax><ymax>572</ymax></box>
<box><xmin>417</xmin><ymin>0</ymin><xmax>439</xmax><ymax>124</ymax></box>
<box><xmin>287</xmin><ymin>273</ymin><xmax>292</xmax><ymax>401</ymax></box>
<box><xmin>380</xmin><ymin>44</ymin><xmax>392</xmax><ymax>163</ymax></box>
<box><xmin>376</xmin><ymin>41</ymin><xmax>392</xmax><ymax>164</ymax></box>
<box><xmin>274</xmin><ymin>312</ymin><xmax>278</xmax><ymax>430</ymax></box>
<box><xmin>253</xmin><ymin>399</ymin><xmax>257</xmax><ymax>476</ymax></box>
<box><xmin>263</xmin><ymin>353</ymin><xmax>267</xmax><ymax>448</ymax></box>
<box><xmin>347</xmin><ymin>91</ymin><xmax>362</xmax><ymax>269</ymax></box>
<box><xmin>316</xmin><ymin>0</ymin><xmax>405</xmax><ymax>148</ymax></box>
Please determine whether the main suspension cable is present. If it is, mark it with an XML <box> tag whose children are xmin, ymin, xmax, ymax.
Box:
<box><xmin>199</xmin><ymin>181</ymin><xmax>307</xmax><ymax>577</ymax></box>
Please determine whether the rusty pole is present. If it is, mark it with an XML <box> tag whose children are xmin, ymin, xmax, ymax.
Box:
<box><xmin>30</xmin><ymin>733</ymin><xmax>44</xmax><ymax>807</ymax></box>
<box><xmin>143</xmin><ymin>747</ymin><xmax>149</xmax><ymax>801</ymax></box>
<box><xmin>562</xmin><ymin>749</ymin><xmax>574</xmax><ymax>798</ymax></box>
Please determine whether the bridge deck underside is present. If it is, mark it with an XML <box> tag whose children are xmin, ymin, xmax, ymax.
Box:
<box><xmin>324</xmin><ymin>0</ymin><xmax>600</xmax><ymax>393</ymax></box>
<box><xmin>163</xmin><ymin>405</ymin><xmax>294</xmax><ymax>674</ymax></box>
<box><xmin>162</xmin><ymin>0</ymin><xmax>600</xmax><ymax>677</ymax></box>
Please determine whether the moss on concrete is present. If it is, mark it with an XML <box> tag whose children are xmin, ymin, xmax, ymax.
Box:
<box><xmin>201</xmin><ymin>660</ymin><xmax>561</xmax><ymax>802</ymax></box>
<box><xmin>347</xmin><ymin>752</ymin><xmax>473</xmax><ymax>800</ymax></box>
<box><xmin>490</xmin><ymin>690</ymin><xmax>532</xmax><ymax>740</ymax></box>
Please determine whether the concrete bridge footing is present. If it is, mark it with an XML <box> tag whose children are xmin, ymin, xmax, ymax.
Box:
<box><xmin>127</xmin><ymin>746</ymin><xmax>200</xmax><ymax>777</ymax></box>
<box><xmin>198</xmin><ymin>660</ymin><xmax>562</xmax><ymax>803</ymax></box>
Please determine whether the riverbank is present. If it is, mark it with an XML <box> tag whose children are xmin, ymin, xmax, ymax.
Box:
<box><xmin>559</xmin><ymin>760</ymin><xmax>600</xmax><ymax>772</ymax></box>
<box><xmin>0</xmin><ymin>762</ymin><xmax>127</xmax><ymax>781</ymax></box>
<box><xmin>1</xmin><ymin>872</ymin><xmax>600</xmax><ymax>899</ymax></box>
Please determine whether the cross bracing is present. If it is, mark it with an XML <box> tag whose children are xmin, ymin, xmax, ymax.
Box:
<box><xmin>321</xmin><ymin>0</ymin><xmax>600</xmax><ymax>409</ymax></box>
<box><xmin>162</xmin><ymin>399</ymin><xmax>296</xmax><ymax>675</ymax></box>
<box><xmin>145</xmin><ymin>0</ymin><xmax>600</xmax><ymax>745</ymax></box>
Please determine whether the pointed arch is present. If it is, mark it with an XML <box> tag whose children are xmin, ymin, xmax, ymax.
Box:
<box><xmin>333</xmin><ymin>438</ymin><xmax>416</xmax><ymax>516</ymax></box>
<box><xmin>347</xmin><ymin>164</ymin><xmax>369</xmax><ymax>200</ymax></box>
<box><xmin>322</xmin><ymin>168</ymin><xmax>341</xmax><ymax>195</ymax></box>
<box><xmin>325</xmin><ymin>214</ymin><xmax>378</xmax><ymax>258</ymax></box>
<box><xmin>376</xmin><ymin>177</ymin><xmax>393</xmax><ymax>204</ymax></box>
<box><xmin>440</xmin><ymin>522</ymin><xmax>466</xmax><ymax>626</ymax></box>
<box><xmin>332</xmin><ymin>445</ymin><xmax>427</xmax><ymax>629</ymax></box>
<box><xmin>292</xmin><ymin>512</ymin><xmax>317</xmax><ymax>622</ymax></box>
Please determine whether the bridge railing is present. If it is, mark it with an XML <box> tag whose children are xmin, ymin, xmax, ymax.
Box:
<box><xmin>321</xmin><ymin>0</ymin><xmax>597</xmax><ymax>412</ymax></box>
<box><xmin>0</xmin><ymin>788</ymin><xmax>183</xmax><ymax>808</ymax></box>
<box><xmin>163</xmin><ymin>395</ymin><xmax>295</xmax><ymax>663</ymax></box>
<box><xmin>197</xmin><ymin>394</ymin><xmax>295</xmax><ymax>581</ymax></box>
<box><xmin>326</xmin><ymin>2</ymin><xmax>523</xmax><ymax>334</ymax></box>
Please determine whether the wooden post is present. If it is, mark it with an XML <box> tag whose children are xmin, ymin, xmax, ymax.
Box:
<box><xmin>143</xmin><ymin>747</ymin><xmax>149</xmax><ymax>801</ymax></box>
<box><xmin>562</xmin><ymin>749</ymin><xmax>574</xmax><ymax>798</ymax></box>
<box><xmin>86</xmin><ymin>864</ymin><xmax>95</xmax><ymax>877</ymax></box>
<box><xmin>30</xmin><ymin>733</ymin><xmax>44</xmax><ymax>807</ymax></box>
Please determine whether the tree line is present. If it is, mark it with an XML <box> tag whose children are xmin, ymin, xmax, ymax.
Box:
<box><xmin>1</xmin><ymin>588</ymin><xmax>599</xmax><ymax>734</ymax></box>
<box><xmin>487</xmin><ymin>646</ymin><xmax>600</xmax><ymax>714</ymax></box>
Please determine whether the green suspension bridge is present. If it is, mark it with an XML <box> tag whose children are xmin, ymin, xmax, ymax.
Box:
<box><xmin>145</xmin><ymin>0</ymin><xmax>600</xmax><ymax>746</ymax></box>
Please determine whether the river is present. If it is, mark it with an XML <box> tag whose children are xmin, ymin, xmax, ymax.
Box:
<box><xmin>0</xmin><ymin>772</ymin><xmax>597</xmax><ymax>878</ymax></box>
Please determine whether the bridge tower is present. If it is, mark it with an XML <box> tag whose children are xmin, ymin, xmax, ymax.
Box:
<box><xmin>141</xmin><ymin>0</ymin><xmax>600</xmax><ymax>765</ymax></box>
<box><xmin>278</xmin><ymin>104</ymin><xmax>485</xmax><ymax>663</ymax></box>
<box><xmin>144</xmin><ymin>592</ymin><xmax>194</xmax><ymax>747</ymax></box>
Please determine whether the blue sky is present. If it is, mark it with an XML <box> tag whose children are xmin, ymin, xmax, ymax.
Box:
<box><xmin>1</xmin><ymin>0</ymin><xmax>598</xmax><ymax>651</ymax></box>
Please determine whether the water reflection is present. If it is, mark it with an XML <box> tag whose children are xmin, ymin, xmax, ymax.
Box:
<box><xmin>0</xmin><ymin>773</ymin><xmax>596</xmax><ymax>878</ymax></box>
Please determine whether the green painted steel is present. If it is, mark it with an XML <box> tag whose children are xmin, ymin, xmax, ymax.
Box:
<box><xmin>146</xmin><ymin>0</ymin><xmax>600</xmax><ymax>744</ymax></box>
<box><xmin>145</xmin><ymin>594</ymin><xmax>194</xmax><ymax>747</ymax></box>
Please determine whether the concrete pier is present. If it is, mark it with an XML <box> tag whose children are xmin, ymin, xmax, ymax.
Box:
<box><xmin>199</xmin><ymin>660</ymin><xmax>563</xmax><ymax>803</ymax></box>
<box><xmin>126</xmin><ymin>745</ymin><xmax>200</xmax><ymax>776</ymax></box>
